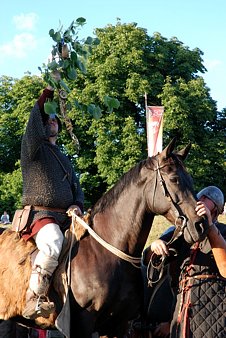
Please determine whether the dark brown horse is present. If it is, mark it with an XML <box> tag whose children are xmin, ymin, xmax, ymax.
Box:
<box><xmin>0</xmin><ymin>139</ymin><xmax>208</xmax><ymax>338</ymax></box>
<box><xmin>65</xmin><ymin>138</ymin><xmax>208</xmax><ymax>337</ymax></box>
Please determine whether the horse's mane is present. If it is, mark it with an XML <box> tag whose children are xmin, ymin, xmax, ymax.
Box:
<box><xmin>90</xmin><ymin>152</ymin><xmax>194</xmax><ymax>217</ymax></box>
<box><xmin>91</xmin><ymin>158</ymin><xmax>150</xmax><ymax>216</ymax></box>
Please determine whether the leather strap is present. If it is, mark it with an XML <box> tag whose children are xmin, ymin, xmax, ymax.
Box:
<box><xmin>180</xmin><ymin>274</ymin><xmax>221</xmax><ymax>284</ymax></box>
<box><xmin>24</xmin><ymin>205</ymin><xmax>66</xmax><ymax>213</ymax></box>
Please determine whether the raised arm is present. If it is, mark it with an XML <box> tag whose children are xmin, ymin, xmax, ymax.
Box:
<box><xmin>21</xmin><ymin>87</ymin><xmax>54</xmax><ymax>160</ymax></box>
<box><xmin>196</xmin><ymin>200</ymin><xmax>226</xmax><ymax>277</ymax></box>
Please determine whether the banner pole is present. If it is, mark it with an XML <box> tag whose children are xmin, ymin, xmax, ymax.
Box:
<box><xmin>144</xmin><ymin>93</ymin><xmax>149</xmax><ymax>156</ymax></box>
<box><xmin>144</xmin><ymin>92</ymin><xmax>148</xmax><ymax>110</ymax></box>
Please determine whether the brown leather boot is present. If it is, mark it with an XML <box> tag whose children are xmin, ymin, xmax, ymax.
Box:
<box><xmin>22</xmin><ymin>271</ymin><xmax>55</xmax><ymax>319</ymax></box>
<box><xmin>22</xmin><ymin>289</ymin><xmax>55</xmax><ymax>319</ymax></box>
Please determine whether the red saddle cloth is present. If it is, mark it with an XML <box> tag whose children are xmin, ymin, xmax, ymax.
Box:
<box><xmin>22</xmin><ymin>217</ymin><xmax>56</xmax><ymax>240</ymax></box>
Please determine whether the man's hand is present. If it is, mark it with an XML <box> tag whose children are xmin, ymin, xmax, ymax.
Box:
<box><xmin>46</xmin><ymin>70</ymin><xmax>62</xmax><ymax>91</ymax></box>
<box><xmin>195</xmin><ymin>201</ymin><xmax>212</xmax><ymax>225</ymax></box>
<box><xmin>50</xmin><ymin>70</ymin><xmax>61</xmax><ymax>82</ymax></box>
<box><xmin>151</xmin><ymin>239</ymin><xmax>169</xmax><ymax>256</ymax></box>
<box><xmin>67</xmin><ymin>205</ymin><xmax>83</xmax><ymax>217</ymax></box>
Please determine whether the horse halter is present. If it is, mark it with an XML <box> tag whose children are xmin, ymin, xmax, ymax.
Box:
<box><xmin>153</xmin><ymin>157</ymin><xmax>187</xmax><ymax>241</ymax></box>
<box><xmin>147</xmin><ymin>158</ymin><xmax>189</xmax><ymax>286</ymax></box>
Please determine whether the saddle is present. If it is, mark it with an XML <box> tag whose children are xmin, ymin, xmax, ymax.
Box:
<box><xmin>0</xmin><ymin>213</ymin><xmax>90</xmax><ymax>329</ymax></box>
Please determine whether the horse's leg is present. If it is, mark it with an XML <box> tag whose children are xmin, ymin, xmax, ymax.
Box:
<box><xmin>70</xmin><ymin>308</ymin><xmax>96</xmax><ymax>338</ymax></box>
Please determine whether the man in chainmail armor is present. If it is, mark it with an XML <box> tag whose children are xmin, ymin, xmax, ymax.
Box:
<box><xmin>20</xmin><ymin>83</ymin><xmax>84</xmax><ymax>319</ymax></box>
<box><xmin>147</xmin><ymin>186</ymin><xmax>226</xmax><ymax>338</ymax></box>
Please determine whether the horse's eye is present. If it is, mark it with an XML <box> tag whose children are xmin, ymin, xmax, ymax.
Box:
<box><xmin>170</xmin><ymin>176</ymin><xmax>179</xmax><ymax>184</ymax></box>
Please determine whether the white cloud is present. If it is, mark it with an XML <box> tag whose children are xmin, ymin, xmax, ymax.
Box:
<box><xmin>0</xmin><ymin>33</ymin><xmax>37</xmax><ymax>60</ymax></box>
<box><xmin>13</xmin><ymin>13</ymin><xmax>38</xmax><ymax>31</ymax></box>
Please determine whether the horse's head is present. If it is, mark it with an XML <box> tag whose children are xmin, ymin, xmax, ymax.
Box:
<box><xmin>144</xmin><ymin>138</ymin><xmax>209</xmax><ymax>245</ymax></box>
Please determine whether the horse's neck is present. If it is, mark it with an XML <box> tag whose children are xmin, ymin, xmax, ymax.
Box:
<box><xmin>93</xmin><ymin>185</ymin><xmax>154</xmax><ymax>255</ymax></box>
<box><xmin>105</xmin><ymin>184</ymin><xmax>145</xmax><ymax>224</ymax></box>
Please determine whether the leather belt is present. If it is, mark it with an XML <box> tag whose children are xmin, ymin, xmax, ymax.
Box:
<box><xmin>24</xmin><ymin>205</ymin><xmax>66</xmax><ymax>213</ymax></box>
<box><xmin>180</xmin><ymin>274</ymin><xmax>219</xmax><ymax>284</ymax></box>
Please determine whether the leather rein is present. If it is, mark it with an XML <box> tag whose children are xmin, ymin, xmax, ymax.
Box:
<box><xmin>73</xmin><ymin>158</ymin><xmax>187</xmax><ymax>269</ymax></box>
<box><xmin>153</xmin><ymin>158</ymin><xmax>187</xmax><ymax>244</ymax></box>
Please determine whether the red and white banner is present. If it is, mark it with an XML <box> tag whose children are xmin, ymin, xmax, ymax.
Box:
<box><xmin>146</xmin><ymin>106</ymin><xmax>164</xmax><ymax>157</ymax></box>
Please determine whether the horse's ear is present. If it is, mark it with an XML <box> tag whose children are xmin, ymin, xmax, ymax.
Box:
<box><xmin>161</xmin><ymin>137</ymin><xmax>177</xmax><ymax>158</ymax></box>
<box><xmin>176</xmin><ymin>142</ymin><xmax>191</xmax><ymax>161</ymax></box>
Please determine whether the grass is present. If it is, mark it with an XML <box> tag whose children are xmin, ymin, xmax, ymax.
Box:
<box><xmin>145</xmin><ymin>214</ymin><xmax>226</xmax><ymax>248</ymax></box>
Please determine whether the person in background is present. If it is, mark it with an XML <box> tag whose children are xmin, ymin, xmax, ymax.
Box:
<box><xmin>149</xmin><ymin>186</ymin><xmax>226</xmax><ymax>338</ymax></box>
<box><xmin>0</xmin><ymin>211</ymin><xmax>10</xmax><ymax>224</ymax></box>
<box><xmin>20</xmin><ymin>78</ymin><xmax>84</xmax><ymax>320</ymax></box>
<box><xmin>140</xmin><ymin>225</ymin><xmax>176</xmax><ymax>338</ymax></box>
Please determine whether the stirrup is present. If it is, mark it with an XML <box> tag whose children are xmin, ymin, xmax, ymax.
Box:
<box><xmin>23</xmin><ymin>294</ymin><xmax>55</xmax><ymax>320</ymax></box>
<box><xmin>35</xmin><ymin>295</ymin><xmax>55</xmax><ymax>317</ymax></box>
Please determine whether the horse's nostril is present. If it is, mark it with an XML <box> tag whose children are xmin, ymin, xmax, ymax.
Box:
<box><xmin>195</xmin><ymin>221</ymin><xmax>204</xmax><ymax>234</ymax></box>
<box><xmin>194</xmin><ymin>220</ymin><xmax>210</xmax><ymax>243</ymax></box>
<box><xmin>183</xmin><ymin>219</ymin><xmax>209</xmax><ymax>245</ymax></box>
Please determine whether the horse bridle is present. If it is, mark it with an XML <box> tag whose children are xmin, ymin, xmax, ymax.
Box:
<box><xmin>71</xmin><ymin>157</ymin><xmax>188</xmax><ymax>272</ymax></box>
<box><xmin>147</xmin><ymin>158</ymin><xmax>189</xmax><ymax>285</ymax></box>
<box><xmin>153</xmin><ymin>158</ymin><xmax>188</xmax><ymax>243</ymax></box>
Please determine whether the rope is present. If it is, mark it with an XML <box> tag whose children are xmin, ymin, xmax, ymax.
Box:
<box><xmin>58</xmin><ymin>90</ymin><xmax>80</xmax><ymax>153</ymax></box>
<box><xmin>72</xmin><ymin>212</ymin><xmax>141</xmax><ymax>268</ymax></box>
<box><xmin>147</xmin><ymin>216</ymin><xmax>186</xmax><ymax>287</ymax></box>
<box><xmin>147</xmin><ymin>247</ymin><xmax>178</xmax><ymax>287</ymax></box>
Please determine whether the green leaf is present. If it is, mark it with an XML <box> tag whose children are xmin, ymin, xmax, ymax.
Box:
<box><xmin>62</xmin><ymin>59</ymin><xmax>70</xmax><ymax>69</ymax></box>
<box><xmin>63</xmin><ymin>30</ymin><xmax>71</xmax><ymax>40</ymax></box>
<box><xmin>68</xmin><ymin>20</ymin><xmax>75</xmax><ymax>31</ymax></box>
<box><xmin>47</xmin><ymin>60</ymin><xmax>58</xmax><ymax>70</ymax></box>
<box><xmin>44</xmin><ymin>100</ymin><xmax>58</xmax><ymax>115</ymax></box>
<box><xmin>70</xmin><ymin>51</ymin><xmax>77</xmax><ymax>61</ymax></box>
<box><xmin>53</xmin><ymin>32</ymin><xmax>62</xmax><ymax>42</ymax></box>
<box><xmin>73</xmin><ymin>99</ymin><xmax>82</xmax><ymax>110</ymax></box>
<box><xmin>92</xmin><ymin>38</ymin><xmax>100</xmax><ymax>46</ymax></box>
<box><xmin>76</xmin><ymin>59</ymin><xmax>87</xmax><ymax>73</ymax></box>
<box><xmin>59</xmin><ymin>80</ymin><xmax>71</xmax><ymax>92</ymax></box>
<box><xmin>87</xmin><ymin>104</ymin><xmax>102</xmax><ymax>119</ymax></box>
<box><xmin>72</xmin><ymin>41</ymin><xmax>83</xmax><ymax>55</ymax></box>
<box><xmin>67</xmin><ymin>67</ymin><xmax>77</xmax><ymax>80</ymax></box>
<box><xmin>104</xmin><ymin>96</ymin><xmax>120</xmax><ymax>112</ymax></box>
<box><xmin>49</xmin><ymin>29</ymin><xmax>55</xmax><ymax>38</ymax></box>
<box><xmin>85</xmin><ymin>36</ymin><xmax>93</xmax><ymax>45</ymax></box>
<box><xmin>76</xmin><ymin>17</ymin><xmax>86</xmax><ymax>25</ymax></box>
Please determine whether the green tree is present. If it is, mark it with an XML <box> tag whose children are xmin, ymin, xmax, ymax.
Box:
<box><xmin>0</xmin><ymin>162</ymin><xmax>22</xmax><ymax>218</ymax></box>
<box><xmin>0</xmin><ymin>20</ymin><xmax>225</xmax><ymax>210</ymax></box>
<box><xmin>91</xmin><ymin>114</ymin><xmax>144</xmax><ymax>187</ymax></box>
<box><xmin>69</xmin><ymin>20</ymin><xmax>225</xmax><ymax>201</ymax></box>
<box><xmin>160</xmin><ymin>77</ymin><xmax>226</xmax><ymax>192</ymax></box>
<box><xmin>0</xmin><ymin>75</ymin><xmax>43</xmax><ymax>216</ymax></box>
<box><xmin>0</xmin><ymin>75</ymin><xmax>43</xmax><ymax>172</ymax></box>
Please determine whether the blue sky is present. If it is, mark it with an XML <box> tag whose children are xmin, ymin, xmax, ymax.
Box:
<box><xmin>1</xmin><ymin>0</ymin><xmax>225</xmax><ymax>110</ymax></box>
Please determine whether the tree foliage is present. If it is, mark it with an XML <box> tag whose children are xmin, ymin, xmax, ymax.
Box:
<box><xmin>0</xmin><ymin>20</ymin><xmax>225</xmax><ymax>214</ymax></box>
